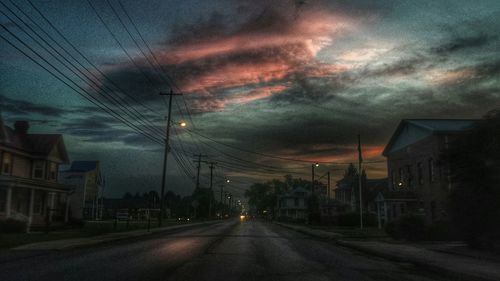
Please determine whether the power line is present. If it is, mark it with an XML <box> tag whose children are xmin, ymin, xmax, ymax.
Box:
<box><xmin>0</xmin><ymin>2</ymin><xmax>163</xmax><ymax>139</ymax></box>
<box><xmin>22</xmin><ymin>0</ymin><xmax>161</xmax><ymax>116</ymax></box>
<box><xmin>0</xmin><ymin>27</ymin><xmax>163</xmax><ymax>145</ymax></box>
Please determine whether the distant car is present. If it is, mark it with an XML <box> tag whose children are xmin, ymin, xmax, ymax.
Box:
<box><xmin>177</xmin><ymin>217</ymin><xmax>190</xmax><ymax>222</ymax></box>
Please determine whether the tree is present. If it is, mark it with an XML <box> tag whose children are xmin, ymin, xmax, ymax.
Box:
<box><xmin>245</xmin><ymin>175</ymin><xmax>313</xmax><ymax>218</ymax></box>
<box><xmin>446</xmin><ymin>110</ymin><xmax>500</xmax><ymax>248</ymax></box>
<box><xmin>122</xmin><ymin>192</ymin><xmax>133</xmax><ymax>199</ymax></box>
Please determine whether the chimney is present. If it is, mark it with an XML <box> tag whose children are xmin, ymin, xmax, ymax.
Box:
<box><xmin>14</xmin><ymin>121</ymin><xmax>30</xmax><ymax>135</ymax></box>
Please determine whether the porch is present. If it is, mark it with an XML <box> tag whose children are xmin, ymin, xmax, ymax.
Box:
<box><xmin>0</xmin><ymin>176</ymin><xmax>71</xmax><ymax>229</ymax></box>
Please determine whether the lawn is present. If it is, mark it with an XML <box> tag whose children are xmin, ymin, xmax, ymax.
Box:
<box><xmin>0</xmin><ymin>219</ymin><xmax>193</xmax><ymax>249</ymax></box>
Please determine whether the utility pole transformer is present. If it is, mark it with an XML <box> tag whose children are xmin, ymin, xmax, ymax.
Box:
<box><xmin>158</xmin><ymin>90</ymin><xmax>182</xmax><ymax>227</ymax></box>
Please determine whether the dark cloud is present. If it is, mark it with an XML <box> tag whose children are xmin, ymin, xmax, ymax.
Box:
<box><xmin>432</xmin><ymin>33</ymin><xmax>496</xmax><ymax>56</ymax></box>
<box><xmin>0</xmin><ymin>94</ymin><xmax>69</xmax><ymax>117</ymax></box>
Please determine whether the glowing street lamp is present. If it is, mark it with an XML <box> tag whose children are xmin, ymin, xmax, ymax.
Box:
<box><xmin>179</xmin><ymin>121</ymin><xmax>187</xmax><ymax>127</ymax></box>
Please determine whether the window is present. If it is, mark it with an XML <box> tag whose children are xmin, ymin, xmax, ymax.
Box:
<box><xmin>1</xmin><ymin>152</ymin><xmax>11</xmax><ymax>175</ymax></box>
<box><xmin>406</xmin><ymin>165</ymin><xmax>413</xmax><ymax>188</ymax></box>
<box><xmin>48</xmin><ymin>162</ymin><xmax>57</xmax><ymax>180</ymax></box>
<box><xmin>0</xmin><ymin>188</ymin><xmax>6</xmax><ymax>212</ymax></box>
<box><xmin>417</xmin><ymin>162</ymin><xmax>423</xmax><ymax>185</ymax></box>
<box><xmin>428</xmin><ymin>158</ymin><xmax>435</xmax><ymax>183</ymax></box>
<box><xmin>294</xmin><ymin>198</ymin><xmax>299</xmax><ymax>207</ymax></box>
<box><xmin>33</xmin><ymin>161</ymin><xmax>45</xmax><ymax>179</ymax></box>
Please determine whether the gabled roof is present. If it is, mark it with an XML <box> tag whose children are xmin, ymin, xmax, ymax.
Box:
<box><xmin>383</xmin><ymin>119</ymin><xmax>477</xmax><ymax>156</ymax></box>
<box><xmin>66</xmin><ymin>161</ymin><xmax>99</xmax><ymax>172</ymax></box>
<box><xmin>0</xmin><ymin>122</ymin><xmax>69</xmax><ymax>163</ymax></box>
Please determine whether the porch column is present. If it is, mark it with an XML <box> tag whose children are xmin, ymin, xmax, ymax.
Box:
<box><xmin>377</xmin><ymin>202</ymin><xmax>381</xmax><ymax>229</ymax></box>
<box><xmin>5</xmin><ymin>186</ymin><xmax>12</xmax><ymax>217</ymax></box>
<box><xmin>27</xmin><ymin>188</ymin><xmax>35</xmax><ymax>230</ymax></box>
<box><xmin>49</xmin><ymin>192</ymin><xmax>55</xmax><ymax>222</ymax></box>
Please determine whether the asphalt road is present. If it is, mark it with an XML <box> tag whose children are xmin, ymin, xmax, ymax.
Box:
<box><xmin>0</xmin><ymin>220</ymin><xmax>453</xmax><ymax>281</ymax></box>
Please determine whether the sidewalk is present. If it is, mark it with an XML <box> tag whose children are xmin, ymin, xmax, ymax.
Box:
<box><xmin>276</xmin><ymin>222</ymin><xmax>500</xmax><ymax>281</ymax></box>
<box><xmin>12</xmin><ymin>220</ymin><xmax>222</xmax><ymax>251</ymax></box>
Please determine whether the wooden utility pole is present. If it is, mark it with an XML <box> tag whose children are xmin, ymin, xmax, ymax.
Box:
<box><xmin>311</xmin><ymin>164</ymin><xmax>315</xmax><ymax>195</ymax></box>
<box><xmin>158</xmin><ymin>90</ymin><xmax>182</xmax><ymax>226</ymax></box>
<box><xmin>208</xmin><ymin>162</ymin><xmax>216</xmax><ymax>218</ymax></box>
<box><xmin>358</xmin><ymin>134</ymin><xmax>364</xmax><ymax>229</ymax></box>
<box><xmin>327</xmin><ymin>171</ymin><xmax>331</xmax><ymax>199</ymax></box>
<box><xmin>193</xmin><ymin>154</ymin><xmax>207</xmax><ymax>190</ymax></box>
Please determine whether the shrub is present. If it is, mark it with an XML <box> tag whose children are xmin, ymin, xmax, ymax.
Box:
<box><xmin>336</xmin><ymin>212</ymin><xmax>377</xmax><ymax>227</ymax></box>
<box><xmin>425</xmin><ymin>220</ymin><xmax>455</xmax><ymax>241</ymax></box>
<box><xmin>0</xmin><ymin>219</ymin><xmax>27</xmax><ymax>233</ymax></box>
<box><xmin>385</xmin><ymin>214</ymin><xmax>426</xmax><ymax>241</ymax></box>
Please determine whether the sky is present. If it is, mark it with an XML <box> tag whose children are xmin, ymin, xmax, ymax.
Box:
<box><xmin>1</xmin><ymin>0</ymin><xmax>500</xmax><ymax>199</ymax></box>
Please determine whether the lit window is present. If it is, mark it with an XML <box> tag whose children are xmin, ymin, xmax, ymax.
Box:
<box><xmin>33</xmin><ymin>161</ymin><xmax>45</xmax><ymax>179</ymax></box>
<box><xmin>2</xmin><ymin>153</ymin><xmax>11</xmax><ymax>175</ymax></box>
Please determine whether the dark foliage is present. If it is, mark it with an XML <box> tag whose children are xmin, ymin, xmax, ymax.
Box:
<box><xmin>445</xmin><ymin>110</ymin><xmax>500</xmax><ymax>248</ymax></box>
<box><xmin>336</xmin><ymin>212</ymin><xmax>377</xmax><ymax>227</ymax></box>
<box><xmin>385</xmin><ymin>214</ymin><xmax>426</xmax><ymax>241</ymax></box>
<box><xmin>0</xmin><ymin>219</ymin><xmax>27</xmax><ymax>233</ymax></box>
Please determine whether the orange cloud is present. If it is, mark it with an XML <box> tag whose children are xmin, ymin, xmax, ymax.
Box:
<box><xmin>226</xmin><ymin>85</ymin><xmax>289</xmax><ymax>104</ymax></box>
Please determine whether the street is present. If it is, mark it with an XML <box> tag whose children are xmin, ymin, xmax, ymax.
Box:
<box><xmin>0</xmin><ymin>220</ymin><xmax>453</xmax><ymax>281</ymax></box>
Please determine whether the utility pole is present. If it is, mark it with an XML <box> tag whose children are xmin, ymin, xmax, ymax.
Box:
<box><xmin>311</xmin><ymin>163</ymin><xmax>318</xmax><ymax>195</ymax></box>
<box><xmin>311</xmin><ymin>164</ymin><xmax>315</xmax><ymax>195</ymax></box>
<box><xmin>193</xmin><ymin>154</ymin><xmax>207</xmax><ymax>190</ymax></box>
<box><xmin>327</xmin><ymin>171</ymin><xmax>331</xmax><ymax>200</ymax></box>
<box><xmin>158</xmin><ymin>90</ymin><xmax>182</xmax><ymax>226</ymax></box>
<box><xmin>219</xmin><ymin>184</ymin><xmax>224</xmax><ymax>218</ymax></box>
<box><xmin>208</xmin><ymin>162</ymin><xmax>216</xmax><ymax>218</ymax></box>
<box><xmin>358</xmin><ymin>134</ymin><xmax>364</xmax><ymax>229</ymax></box>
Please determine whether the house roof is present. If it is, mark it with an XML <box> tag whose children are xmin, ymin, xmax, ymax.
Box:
<box><xmin>0</xmin><ymin>121</ymin><xmax>69</xmax><ymax>163</ymax></box>
<box><xmin>66</xmin><ymin>161</ymin><xmax>99</xmax><ymax>172</ymax></box>
<box><xmin>383</xmin><ymin>119</ymin><xmax>477</xmax><ymax>156</ymax></box>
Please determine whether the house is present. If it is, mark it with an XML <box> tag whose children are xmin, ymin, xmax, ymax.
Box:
<box><xmin>277</xmin><ymin>187</ymin><xmax>310</xmax><ymax>220</ymax></box>
<box><xmin>0</xmin><ymin>119</ymin><xmax>71</xmax><ymax>228</ymax></box>
<box><xmin>59</xmin><ymin>161</ymin><xmax>102</xmax><ymax>220</ymax></box>
<box><xmin>379</xmin><ymin>119</ymin><xmax>476</xmax><ymax>225</ymax></box>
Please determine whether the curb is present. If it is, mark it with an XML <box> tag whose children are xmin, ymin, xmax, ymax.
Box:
<box><xmin>274</xmin><ymin>222</ymin><xmax>343</xmax><ymax>240</ymax></box>
<box><xmin>274</xmin><ymin>222</ymin><xmax>496</xmax><ymax>281</ymax></box>
<box><xmin>13</xmin><ymin>220</ymin><xmax>224</xmax><ymax>251</ymax></box>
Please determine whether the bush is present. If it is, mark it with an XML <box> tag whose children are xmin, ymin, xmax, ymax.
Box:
<box><xmin>425</xmin><ymin>220</ymin><xmax>455</xmax><ymax>241</ymax></box>
<box><xmin>385</xmin><ymin>214</ymin><xmax>426</xmax><ymax>241</ymax></box>
<box><xmin>0</xmin><ymin>219</ymin><xmax>27</xmax><ymax>233</ymax></box>
<box><xmin>336</xmin><ymin>212</ymin><xmax>377</xmax><ymax>227</ymax></box>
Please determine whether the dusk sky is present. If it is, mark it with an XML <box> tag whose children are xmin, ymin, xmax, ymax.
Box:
<box><xmin>1</xmin><ymin>0</ymin><xmax>499</xmax><ymax>198</ymax></box>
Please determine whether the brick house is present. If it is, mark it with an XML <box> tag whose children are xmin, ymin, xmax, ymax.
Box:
<box><xmin>0</xmin><ymin>119</ymin><xmax>71</xmax><ymax>228</ymax></box>
<box><xmin>377</xmin><ymin>119</ymin><xmax>476</xmax><ymax>225</ymax></box>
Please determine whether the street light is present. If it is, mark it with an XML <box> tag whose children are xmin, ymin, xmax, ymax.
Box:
<box><xmin>179</xmin><ymin>121</ymin><xmax>187</xmax><ymax>127</ymax></box>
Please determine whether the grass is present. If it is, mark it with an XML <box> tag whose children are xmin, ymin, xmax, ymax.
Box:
<box><xmin>0</xmin><ymin>219</ymin><xmax>195</xmax><ymax>249</ymax></box>
<box><xmin>309</xmin><ymin>225</ymin><xmax>388</xmax><ymax>239</ymax></box>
